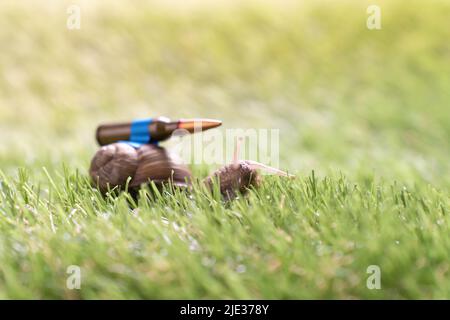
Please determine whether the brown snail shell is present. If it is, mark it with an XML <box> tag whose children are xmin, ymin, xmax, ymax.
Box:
<box><xmin>89</xmin><ymin>142</ymin><xmax>191</xmax><ymax>193</ymax></box>
<box><xmin>130</xmin><ymin>144</ymin><xmax>191</xmax><ymax>188</ymax></box>
<box><xmin>89</xmin><ymin>143</ymin><xmax>138</xmax><ymax>193</ymax></box>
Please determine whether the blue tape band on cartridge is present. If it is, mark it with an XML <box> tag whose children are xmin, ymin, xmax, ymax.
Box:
<box><xmin>130</xmin><ymin>118</ymin><xmax>153</xmax><ymax>143</ymax></box>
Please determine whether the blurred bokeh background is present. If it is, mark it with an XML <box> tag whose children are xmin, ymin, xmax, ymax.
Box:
<box><xmin>0</xmin><ymin>0</ymin><xmax>449</xmax><ymax>186</ymax></box>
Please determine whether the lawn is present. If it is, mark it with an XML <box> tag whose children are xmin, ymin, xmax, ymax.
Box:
<box><xmin>0</xmin><ymin>0</ymin><xmax>449</xmax><ymax>299</ymax></box>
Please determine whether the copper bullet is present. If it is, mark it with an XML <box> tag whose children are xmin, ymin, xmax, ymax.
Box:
<box><xmin>96</xmin><ymin>117</ymin><xmax>222</xmax><ymax>146</ymax></box>
<box><xmin>177</xmin><ymin>118</ymin><xmax>222</xmax><ymax>133</ymax></box>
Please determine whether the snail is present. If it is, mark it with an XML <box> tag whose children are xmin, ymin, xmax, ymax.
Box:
<box><xmin>203</xmin><ymin>137</ymin><xmax>293</xmax><ymax>200</ymax></box>
<box><xmin>89</xmin><ymin>137</ymin><xmax>293</xmax><ymax>200</ymax></box>
<box><xmin>89</xmin><ymin>143</ymin><xmax>191</xmax><ymax>194</ymax></box>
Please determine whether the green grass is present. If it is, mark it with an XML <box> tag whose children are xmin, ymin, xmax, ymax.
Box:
<box><xmin>0</xmin><ymin>0</ymin><xmax>449</xmax><ymax>298</ymax></box>
<box><xmin>1</xmin><ymin>169</ymin><xmax>448</xmax><ymax>299</ymax></box>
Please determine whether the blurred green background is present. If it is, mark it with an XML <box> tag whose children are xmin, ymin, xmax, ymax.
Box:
<box><xmin>0</xmin><ymin>0</ymin><xmax>449</xmax><ymax>300</ymax></box>
<box><xmin>0</xmin><ymin>0</ymin><xmax>449</xmax><ymax>187</ymax></box>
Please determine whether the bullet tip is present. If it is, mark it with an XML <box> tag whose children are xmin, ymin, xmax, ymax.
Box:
<box><xmin>178</xmin><ymin>118</ymin><xmax>222</xmax><ymax>132</ymax></box>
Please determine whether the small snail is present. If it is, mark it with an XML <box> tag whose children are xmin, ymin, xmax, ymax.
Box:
<box><xmin>203</xmin><ymin>137</ymin><xmax>293</xmax><ymax>200</ymax></box>
<box><xmin>89</xmin><ymin>138</ymin><xmax>292</xmax><ymax>200</ymax></box>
